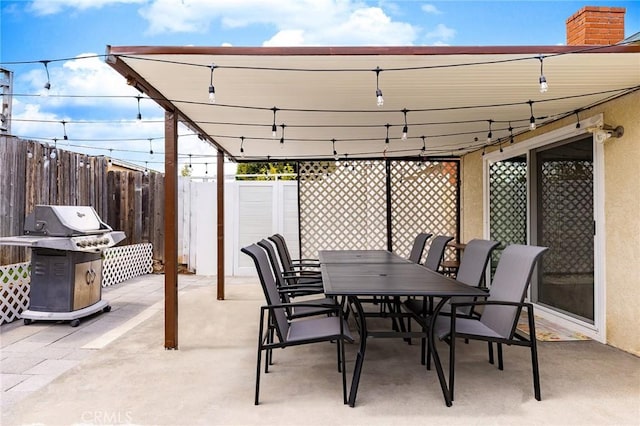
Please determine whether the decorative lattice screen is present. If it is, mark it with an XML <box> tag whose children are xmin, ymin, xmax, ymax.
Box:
<box><xmin>299</xmin><ymin>159</ymin><xmax>459</xmax><ymax>261</ymax></box>
<box><xmin>299</xmin><ymin>161</ymin><xmax>387</xmax><ymax>258</ymax></box>
<box><xmin>489</xmin><ymin>157</ymin><xmax>528</xmax><ymax>272</ymax></box>
<box><xmin>390</xmin><ymin>161</ymin><xmax>459</xmax><ymax>262</ymax></box>
<box><xmin>102</xmin><ymin>243</ymin><xmax>154</xmax><ymax>287</ymax></box>
<box><xmin>0</xmin><ymin>262</ymin><xmax>30</xmax><ymax>325</ymax></box>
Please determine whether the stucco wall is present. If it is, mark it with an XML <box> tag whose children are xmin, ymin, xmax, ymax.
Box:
<box><xmin>460</xmin><ymin>90</ymin><xmax>640</xmax><ymax>355</ymax></box>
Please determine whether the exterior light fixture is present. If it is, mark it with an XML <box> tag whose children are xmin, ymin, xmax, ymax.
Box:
<box><xmin>538</xmin><ymin>55</ymin><xmax>548</xmax><ymax>93</ymax></box>
<box><xmin>208</xmin><ymin>64</ymin><xmax>216</xmax><ymax>104</ymax></box>
<box><xmin>374</xmin><ymin>66</ymin><xmax>384</xmax><ymax>107</ymax></box>
<box><xmin>401</xmin><ymin>109</ymin><xmax>409</xmax><ymax>140</ymax></box>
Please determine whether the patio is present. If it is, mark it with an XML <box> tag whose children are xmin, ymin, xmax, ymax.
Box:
<box><xmin>2</xmin><ymin>273</ymin><xmax>638</xmax><ymax>425</ymax></box>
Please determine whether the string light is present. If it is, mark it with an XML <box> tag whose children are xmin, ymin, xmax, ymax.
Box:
<box><xmin>144</xmin><ymin>161</ymin><xmax>149</xmax><ymax>176</ymax></box>
<box><xmin>61</xmin><ymin>120</ymin><xmax>68</xmax><ymax>140</ymax></box>
<box><xmin>40</xmin><ymin>60</ymin><xmax>51</xmax><ymax>93</ymax></box>
<box><xmin>205</xmin><ymin>162</ymin><xmax>209</xmax><ymax>174</ymax></box>
<box><xmin>240</xmin><ymin>136</ymin><xmax>245</xmax><ymax>158</ymax></box>
<box><xmin>148</xmin><ymin>138</ymin><xmax>154</xmax><ymax>155</ymax></box>
<box><xmin>401</xmin><ymin>109</ymin><xmax>408</xmax><ymax>140</ymax></box>
<box><xmin>574</xmin><ymin>110</ymin><xmax>581</xmax><ymax>128</ymax></box>
<box><xmin>486</xmin><ymin>119</ymin><xmax>493</xmax><ymax>143</ymax></box>
<box><xmin>136</xmin><ymin>95</ymin><xmax>142</xmax><ymax>123</ymax></box>
<box><xmin>208</xmin><ymin>64</ymin><xmax>216</xmax><ymax>104</ymax></box>
<box><xmin>188</xmin><ymin>153</ymin><xmax>193</xmax><ymax>168</ymax></box>
<box><xmin>385</xmin><ymin>123</ymin><xmax>390</xmax><ymax>144</ymax></box>
<box><xmin>332</xmin><ymin>138</ymin><xmax>338</xmax><ymax>160</ymax></box>
<box><xmin>508</xmin><ymin>123</ymin><xmax>514</xmax><ymax>143</ymax></box>
<box><xmin>27</xmin><ymin>149</ymin><xmax>33</xmax><ymax>159</ymax></box>
<box><xmin>271</xmin><ymin>107</ymin><xmax>278</xmax><ymax>138</ymax></box>
<box><xmin>420</xmin><ymin>135</ymin><xmax>427</xmax><ymax>156</ymax></box>
<box><xmin>528</xmin><ymin>100</ymin><xmax>536</xmax><ymax>130</ymax></box>
<box><xmin>108</xmin><ymin>148</ymin><xmax>113</xmax><ymax>164</ymax></box>
<box><xmin>50</xmin><ymin>138</ymin><xmax>57</xmax><ymax>159</ymax></box>
<box><xmin>79</xmin><ymin>157</ymin><xmax>85</xmax><ymax>168</ymax></box>
<box><xmin>279</xmin><ymin>123</ymin><xmax>286</xmax><ymax>148</ymax></box>
<box><xmin>374</xmin><ymin>66</ymin><xmax>384</xmax><ymax>107</ymax></box>
<box><xmin>538</xmin><ymin>55</ymin><xmax>548</xmax><ymax>93</ymax></box>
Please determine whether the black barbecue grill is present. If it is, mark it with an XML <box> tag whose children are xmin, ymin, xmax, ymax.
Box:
<box><xmin>0</xmin><ymin>205</ymin><xmax>126</xmax><ymax>327</ymax></box>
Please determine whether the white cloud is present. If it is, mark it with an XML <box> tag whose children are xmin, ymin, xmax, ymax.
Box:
<box><xmin>421</xmin><ymin>4</ymin><xmax>442</xmax><ymax>15</ymax></box>
<box><xmin>425</xmin><ymin>23</ymin><xmax>455</xmax><ymax>43</ymax></box>
<box><xmin>28</xmin><ymin>0</ymin><xmax>146</xmax><ymax>15</ymax></box>
<box><xmin>139</xmin><ymin>0</ymin><xmax>418</xmax><ymax>46</ymax></box>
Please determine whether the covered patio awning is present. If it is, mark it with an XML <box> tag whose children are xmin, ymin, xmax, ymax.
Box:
<box><xmin>103</xmin><ymin>44</ymin><xmax>640</xmax><ymax>349</ymax></box>
<box><xmin>105</xmin><ymin>45</ymin><xmax>640</xmax><ymax>161</ymax></box>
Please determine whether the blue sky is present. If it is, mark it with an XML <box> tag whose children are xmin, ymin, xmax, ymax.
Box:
<box><xmin>2</xmin><ymin>0</ymin><xmax>639</xmax><ymax>173</ymax></box>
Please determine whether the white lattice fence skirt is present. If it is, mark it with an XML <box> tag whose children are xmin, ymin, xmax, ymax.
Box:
<box><xmin>102</xmin><ymin>243</ymin><xmax>154</xmax><ymax>287</ymax></box>
<box><xmin>0</xmin><ymin>262</ymin><xmax>30</xmax><ymax>325</ymax></box>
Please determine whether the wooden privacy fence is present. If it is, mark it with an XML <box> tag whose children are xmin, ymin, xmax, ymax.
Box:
<box><xmin>0</xmin><ymin>136</ymin><xmax>165</xmax><ymax>265</ymax></box>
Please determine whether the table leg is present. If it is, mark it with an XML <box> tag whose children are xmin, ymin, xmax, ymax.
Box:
<box><xmin>347</xmin><ymin>296</ymin><xmax>367</xmax><ymax>407</ymax></box>
<box><xmin>429</xmin><ymin>297</ymin><xmax>453</xmax><ymax>407</ymax></box>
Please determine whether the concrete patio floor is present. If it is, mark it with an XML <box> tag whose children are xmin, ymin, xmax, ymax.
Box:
<box><xmin>1</xmin><ymin>273</ymin><xmax>639</xmax><ymax>425</ymax></box>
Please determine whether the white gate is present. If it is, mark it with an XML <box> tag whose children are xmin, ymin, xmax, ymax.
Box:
<box><xmin>178</xmin><ymin>176</ymin><xmax>298</xmax><ymax>276</ymax></box>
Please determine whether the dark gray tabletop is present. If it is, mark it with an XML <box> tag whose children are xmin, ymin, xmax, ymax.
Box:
<box><xmin>318</xmin><ymin>250</ymin><xmax>411</xmax><ymax>264</ymax></box>
<box><xmin>321</xmin><ymin>261</ymin><xmax>486</xmax><ymax>298</ymax></box>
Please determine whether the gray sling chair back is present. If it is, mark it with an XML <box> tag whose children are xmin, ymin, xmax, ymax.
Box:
<box><xmin>432</xmin><ymin>244</ymin><xmax>548</xmax><ymax>402</ymax></box>
<box><xmin>241</xmin><ymin>244</ymin><xmax>353</xmax><ymax>405</ymax></box>
<box><xmin>408</xmin><ymin>233</ymin><xmax>433</xmax><ymax>264</ymax></box>
<box><xmin>269</xmin><ymin>233</ymin><xmax>320</xmax><ymax>270</ymax></box>
<box><xmin>256</xmin><ymin>239</ymin><xmax>334</xmax><ymax>320</ymax></box>
<box><xmin>403</xmin><ymin>238</ymin><xmax>500</xmax><ymax>362</ymax></box>
<box><xmin>423</xmin><ymin>235</ymin><xmax>454</xmax><ymax>271</ymax></box>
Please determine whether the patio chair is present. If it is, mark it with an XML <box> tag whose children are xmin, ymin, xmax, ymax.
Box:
<box><xmin>241</xmin><ymin>244</ymin><xmax>353</xmax><ymax>405</ymax></box>
<box><xmin>404</xmin><ymin>238</ymin><xmax>500</xmax><ymax>318</ymax></box>
<box><xmin>269</xmin><ymin>233</ymin><xmax>320</xmax><ymax>271</ymax></box>
<box><xmin>256</xmin><ymin>239</ymin><xmax>334</xmax><ymax>320</ymax></box>
<box><xmin>408</xmin><ymin>232</ymin><xmax>433</xmax><ymax>264</ymax></box>
<box><xmin>423</xmin><ymin>235</ymin><xmax>454</xmax><ymax>271</ymax></box>
<box><xmin>433</xmin><ymin>244</ymin><xmax>548</xmax><ymax>402</ymax></box>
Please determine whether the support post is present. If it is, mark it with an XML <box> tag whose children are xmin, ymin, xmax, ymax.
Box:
<box><xmin>217</xmin><ymin>149</ymin><xmax>225</xmax><ymax>300</ymax></box>
<box><xmin>164</xmin><ymin>110</ymin><xmax>179</xmax><ymax>349</ymax></box>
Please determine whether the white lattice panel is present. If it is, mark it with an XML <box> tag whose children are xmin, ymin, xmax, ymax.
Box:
<box><xmin>0</xmin><ymin>262</ymin><xmax>30</xmax><ymax>325</ymax></box>
<box><xmin>102</xmin><ymin>243</ymin><xmax>154</xmax><ymax>287</ymax></box>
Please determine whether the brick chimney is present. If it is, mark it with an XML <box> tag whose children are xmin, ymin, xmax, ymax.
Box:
<box><xmin>566</xmin><ymin>6</ymin><xmax>626</xmax><ymax>45</ymax></box>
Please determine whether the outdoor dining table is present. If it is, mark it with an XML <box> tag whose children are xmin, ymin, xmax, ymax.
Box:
<box><xmin>319</xmin><ymin>249</ymin><xmax>487</xmax><ymax>407</ymax></box>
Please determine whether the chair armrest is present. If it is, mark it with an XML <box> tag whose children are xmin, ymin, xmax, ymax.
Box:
<box><xmin>449</xmin><ymin>300</ymin><xmax>529</xmax><ymax>309</ymax></box>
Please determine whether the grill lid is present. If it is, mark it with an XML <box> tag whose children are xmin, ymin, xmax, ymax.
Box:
<box><xmin>24</xmin><ymin>205</ymin><xmax>112</xmax><ymax>236</ymax></box>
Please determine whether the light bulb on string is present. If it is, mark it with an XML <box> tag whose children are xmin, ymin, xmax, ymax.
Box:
<box><xmin>208</xmin><ymin>64</ymin><xmax>216</xmax><ymax>104</ymax></box>
<box><xmin>144</xmin><ymin>161</ymin><xmax>149</xmax><ymax>176</ymax></box>
<box><xmin>487</xmin><ymin>119</ymin><xmax>493</xmax><ymax>143</ymax></box>
<box><xmin>332</xmin><ymin>139</ymin><xmax>338</xmax><ymax>161</ymax></box>
<box><xmin>574</xmin><ymin>110</ymin><xmax>581</xmax><ymax>129</ymax></box>
<box><xmin>205</xmin><ymin>162</ymin><xmax>209</xmax><ymax>175</ymax></box>
<box><xmin>27</xmin><ymin>149</ymin><xmax>33</xmax><ymax>159</ymax></box>
<box><xmin>271</xmin><ymin>107</ymin><xmax>278</xmax><ymax>138</ymax></box>
<box><xmin>528</xmin><ymin>100</ymin><xmax>537</xmax><ymax>130</ymax></box>
<box><xmin>108</xmin><ymin>149</ymin><xmax>113</xmax><ymax>164</ymax></box>
<box><xmin>420</xmin><ymin>135</ymin><xmax>427</xmax><ymax>157</ymax></box>
<box><xmin>136</xmin><ymin>95</ymin><xmax>142</xmax><ymax>124</ymax></box>
<box><xmin>50</xmin><ymin>138</ymin><xmax>57</xmax><ymax>159</ymax></box>
<box><xmin>385</xmin><ymin>123</ymin><xmax>390</xmax><ymax>144</ymax></box>
<box><xmin>401</xmin><ymin>109</ymin><xmax>408</xmax><ymax>140</ymax></box>
<box><xmin>240</xmin><ymin>136</ymin><xmax>245</xmax><ymax>158</ymax></box>
<box><xmin>374</xmin><ymin>66</ymin><xmax>384</xmax><ymax>107</ymax></box>
<box><xmin>508</xmin><ymin>123</ymin><xmax>514</xmax><ymax>144</ymax></box>
<box><xmin>148</xmin><ymin>138</ymin><xmax>154</xmax><ymax>155</ymax></box>
<box><xmin>61</xmin><ymin>120</ymin><xmax>68</xmax><ymax>141</ymax></box>
<box><xmin>538</xmin><ymin>55</ymin><xmax>548</xmax><ymax>93</ymax></box>
<box><xmin>41</xmin><ymin>60</ymin><xmax>51</xmax><ymax>94</ymax></box>
<box><xmin>188</xmin><ymin>154</ymin><xmax>192</xmax><ymax>168</ymax></box>
<box><xmin>79</xmin><ymin>157</ymin><xmax>84</xmax><ymax>168</ymax></box>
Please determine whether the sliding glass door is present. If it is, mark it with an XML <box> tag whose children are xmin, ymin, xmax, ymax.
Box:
<box><xmin>532</xmin><ymin>136</ymin><xmax>594</xmax><ymax>323</ymax></box>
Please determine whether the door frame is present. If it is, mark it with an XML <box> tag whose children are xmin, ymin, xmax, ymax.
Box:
<box><xmin>483</xmin><ymin>113</ymin><xmax>606</xmax><ymax>342</ymax></box>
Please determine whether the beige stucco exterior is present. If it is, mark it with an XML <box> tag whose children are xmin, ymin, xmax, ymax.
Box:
<box><xmin>460</xmin><ymin>90</ymin><xmax>640</xmax><ymax>355</ymax></box>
